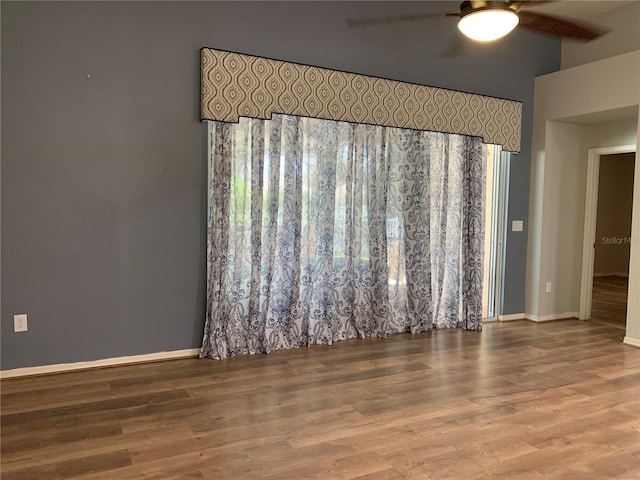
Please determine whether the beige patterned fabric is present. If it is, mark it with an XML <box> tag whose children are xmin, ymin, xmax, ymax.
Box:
<box><xmin>201</xmin><ymin>48</ymin><xmax>522</xmax><ymax>152</ymax></box>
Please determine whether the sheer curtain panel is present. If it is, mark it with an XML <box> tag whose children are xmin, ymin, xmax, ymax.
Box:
<box><xmin>201</xmin><ymin>114</ymin><xmax>486</xmax><ymax>360</ymax></box>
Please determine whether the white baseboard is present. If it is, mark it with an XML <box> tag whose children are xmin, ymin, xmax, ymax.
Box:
<box><xmin>525</xmin><ymin>312</ymin><xmax>579</xmax><ymax>322</ymax></box>
<box><xmin>498</xmin><ymin>313</ymin><xmax>525</xmax><ymax>322</ymax></box>
<box><xmin>0</xmin><ymin>348</ymin><xmax>200</xmax><ymax>379</ymax></box>
<box><xmin>623</xmin><ymin>337</ymin><xmax>640</xmax><ymax>348</ymax></box>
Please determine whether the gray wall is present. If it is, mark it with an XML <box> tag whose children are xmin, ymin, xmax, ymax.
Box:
<box><xmin>1</xmin><ymin>1</ymin><xmax>560</xmax><ymax>370</ymax></box>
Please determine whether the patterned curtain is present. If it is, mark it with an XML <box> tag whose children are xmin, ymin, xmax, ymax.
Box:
<box><xmin>201</xmin><ymin>114</ymin><xmax>486</xmax><ymax>360</ymax></box>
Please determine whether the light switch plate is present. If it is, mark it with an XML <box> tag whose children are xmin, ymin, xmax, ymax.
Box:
<box><xmin>512</xmin><ymin>220</ymin><xmax>523</xmax><ymax>232</ymax></box>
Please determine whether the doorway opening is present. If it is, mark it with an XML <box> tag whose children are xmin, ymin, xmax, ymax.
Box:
<box><xmin>591</xmin><ymin>152</ymin><xmax>635</xmax><ymax>327</ymax></box>
<box><xmin>579</xmin><ymin>145</ymin><xmax>636</xmax><ymax>325</ymax></box>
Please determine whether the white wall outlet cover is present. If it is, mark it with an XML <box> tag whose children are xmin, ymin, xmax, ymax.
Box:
<box><xmin>512</xmin><ymin>220</ymin><xmax>524</xmax><ymax>232</ymax></box>
<box><xmin>14</xmin><ymin>314</ymin><xmax>28</xmax><ymax>332</ymax></box>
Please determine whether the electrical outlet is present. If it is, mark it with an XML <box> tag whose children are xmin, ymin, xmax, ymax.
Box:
<box><xmin>545</xmin><ymin>282</ymin><xmax>552</xmax><ymax>293</ymax></box>
<box><xmin>14</xmin><ymin>314</ymin><xmax>28</xmax><ymax>332</ymax></box>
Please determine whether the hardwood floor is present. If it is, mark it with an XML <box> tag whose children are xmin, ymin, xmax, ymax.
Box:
<box><xmin>2</xmin><ymin>320</ymin><xmax>639</xmax><ymax>479</ymax></box>
<box><xmin>592</xmin><ymin>276</ymin><xmax>629</xmax><ymax>327</ymax></box>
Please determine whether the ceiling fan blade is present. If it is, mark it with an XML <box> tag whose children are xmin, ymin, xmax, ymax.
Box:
<box><xmin>345</xmin><ymin>11</ymin><xmax>451</xmax><ymax>28</ymax></box>
<box><xmin>511</xmin><ymin>1</ymin><xmax>555</xmax><ymax>9</ymax></box>
<box><xmin>517</xmin><ymin>10</ymin><xmax>608</xmax><ymax>41</ymax></box>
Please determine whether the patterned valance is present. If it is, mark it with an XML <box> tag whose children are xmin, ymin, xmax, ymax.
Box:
<box><xmin>201</xmin><ymin>48</ymin><xmax>522</xmax><ymax>152</ymax></box>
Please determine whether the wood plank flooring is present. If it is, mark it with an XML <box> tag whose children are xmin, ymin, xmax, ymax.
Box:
<box><xmin>592</xmin><ymin>276</ymin><xmax>629</xmax><ymax>327</ymax></box>
<box><xmin>2</xmin><ymin>320</ymin><xmax>639</xmax><ymax>479</ymax></box>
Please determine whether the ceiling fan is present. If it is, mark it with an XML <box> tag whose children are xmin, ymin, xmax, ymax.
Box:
<box><xmin>346</xmin><ymin>1</ymin><xmax>608</xmax><ymax>43</ymax></box>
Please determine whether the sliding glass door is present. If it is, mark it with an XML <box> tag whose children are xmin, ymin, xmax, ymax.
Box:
<box><xmin>482</xmin><ymin>146</ymin><xmax>510</xmax><ymax>321</ymax></box>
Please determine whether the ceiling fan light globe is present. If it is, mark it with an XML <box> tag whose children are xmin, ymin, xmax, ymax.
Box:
<box><xmin>458</xmin><ymin>9</ymin><xmax>519</xmax><ymax>42</ymax></box>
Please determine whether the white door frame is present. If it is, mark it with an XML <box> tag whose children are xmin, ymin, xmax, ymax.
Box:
<box><xmin>579</xmin><ymin>144</ymin><xmax>637</xmax><ymax>320</ymax></box>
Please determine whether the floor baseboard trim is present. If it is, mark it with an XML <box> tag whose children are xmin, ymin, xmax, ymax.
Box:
<box><xmin>525</xmin><ymin>312</ymin><xmax>579</xmax><ymax>322</ymax></box>
<box><xmin>623</xmin><ymin>336</ymin><xmax>640</xmax><ymax>348</ymax></box>
<box><xmin>0</xmin><ymin>348</ymin><xmax>201</xmax><ymax>379</ymax></box>
<box><xmin>498</xmin><ymin>313</ymin><xmax>525</xmax><ymax>322</ymax></box>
